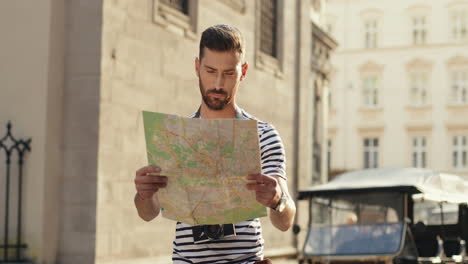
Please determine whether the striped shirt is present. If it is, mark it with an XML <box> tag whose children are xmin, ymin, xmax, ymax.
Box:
<box><xmin>172</xmin><ymin>108</ymin><xmax>286</xmax><ymax>264</ymax></box>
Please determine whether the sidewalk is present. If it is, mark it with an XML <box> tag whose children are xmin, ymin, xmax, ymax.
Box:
<box><xmin>264</xmin><ymin>247</ymin><xmax>297</xmax><ymax>264</ymax></box>
<box><xmin>270</xmin><ymin>257</ymin><xmax>297</xmax><ymax>264</ymax></box>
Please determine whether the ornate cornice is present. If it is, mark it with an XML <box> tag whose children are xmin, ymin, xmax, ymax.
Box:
<box><xmin>447</xmin><ymin>55</ymin><xmax>468</xmax><ymax>68</ymax></box>
<box><xmin>360</xmin><ymin>8</ymin><xmax>384</xmax><ymax>18</ymax></box>
<box><xmin>406</xmin><ymin>58</ymin><xmax>433</xmax><ymax>70</ymax></box>
<box><xmin>447</xmin><ymin>0</ymin><xmax>468</xmax><ymax>9</ymax></box>
<box><xmin>357</xmin><ymin>125</ymin><xmax>385</xmax><ymax>134</ymax></box>
<box><xmin>406</xmin><ymin>124</ymin><xmax>433</xmax><ymax>132</ymax></box>
<box><xmin>359</xmin><ymin>61</ymin><xmax>384</xmax><ymax>74</ymax></box>
<box><xmin>446</xmin><ymin>122</ymin><xmax>468</xmax><ymax>131</ymax></box>
<box><xmin>405</xmin><ymin>4</ymin><xmax>431</xmax><ymax>13</ymax></box>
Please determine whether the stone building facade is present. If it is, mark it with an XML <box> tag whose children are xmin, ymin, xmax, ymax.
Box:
<box><xmin>0</xmin><ymin>0</ymin><xmax>335</xmax><ymax>263</ymax></box>
<box><xmin>326</xmin><ymin>0</ymin><xmax>468</xmax><ymax>178</ymax></box>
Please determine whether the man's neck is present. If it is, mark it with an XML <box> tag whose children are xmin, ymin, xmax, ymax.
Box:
<box><xmin>199</xmin><ymin>103</ymin><xmax>237</xmax><ymax>119</ymax></box>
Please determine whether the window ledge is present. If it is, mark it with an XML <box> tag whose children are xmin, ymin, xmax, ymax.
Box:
<box><xmin>152</xmin><ymin>2</ymin><xmax>196</xmax><ymax>40</ymax></box>
<box><xmin>255</xmin><ymin>51</ymin><xmax>284</xmax><ymax>79</ymax></box>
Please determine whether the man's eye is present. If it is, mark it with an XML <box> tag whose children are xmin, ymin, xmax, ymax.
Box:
<box><xmin>225</xmin><ymin>72</ymin><xmax>234</xmax><ymax>76</ymax></box>
<box><xmin>207</xmin><ymin>70</ymin><xmax>216</xmax><ymax>74</ymax></box>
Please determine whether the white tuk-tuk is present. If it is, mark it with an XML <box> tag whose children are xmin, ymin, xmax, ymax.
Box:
<box><xmin>296</xmin><ymin>168</ymin><xmax>468</xmax><ymax>264</ymax></box>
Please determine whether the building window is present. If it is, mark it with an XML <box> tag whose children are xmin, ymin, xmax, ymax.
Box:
<box><xmin>153</xmin><ymin>0</ymin><xmax>197</xmax><ymax>39</ymax></box>
<box><xmin>451</xmin><ymin>9</ymin><xmax>468</xmax><ymax>41</ymax></box>
<box><xmin>364</xmin><ymin>19</ymin><xmax>378</xmax><ymax>49</ymax></box>
<box><xmin>160</xmin><ymin>0</ymin><xmax>189</xmax><ymax>15</ymax></box>
<box><xmin>410</xmin><ymin>72</ymin><xmax>428</xmax><ymax>106</ymax></box>
<box><xmin>313</xmin><ymin>142</ymin><xmax>321</xmax><ymax>182</ymax></box>
<box><xmin>452</xmin><ymin>135</ymin><xmax>467</xmax><ymax>169</ymax></box>
<box><xmin>450</xmin><ymin>70</ymin><xmax>468</xmax><ymax>104</ymax></box>
<box><xmin>412</xmin><ymin>16</ymin><xmax>427</xmax><ymax>45</ymax></box>
<box><xmin>260</xmin><ymin>0</ymin><xmax>278</xmax><ymax>58</ymax></box>
<box><xmin>312</xmin><ymin>81</ymin><xmax>323</xmax><ymax>183</ymax></box>
<box><xmin>364</xmin><ymin>138</ymin><xmax>379</xmax><ymax>169</ymax></box>
<box><xmin>363</xmin><ymin>76</ymin><xmax>379</xmax><ymax>107</ymax></box>
<box><xmin>412</xmin><ymin>136</ymin><xmax>427</xmax><ymax>168</ymax></box>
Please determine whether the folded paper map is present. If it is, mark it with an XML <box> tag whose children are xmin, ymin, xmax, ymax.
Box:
<box><xmin>142</xmin><ymin>111</ymin><xmax>267</xmax><ymax>225</ymax></box>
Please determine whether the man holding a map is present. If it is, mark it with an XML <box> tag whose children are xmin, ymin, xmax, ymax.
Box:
<box><xmin>134</xmin><ymin>24</ymin><xmax>296</xmax><ymax>264</ymax></box>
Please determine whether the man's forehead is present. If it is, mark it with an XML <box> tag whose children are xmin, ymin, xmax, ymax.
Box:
<box><xmin>201</xmin><ymin>48</ymin><xmax>242</xmax><ymax>63</ymax></box>
<box><xmin>201</xmin><ymin>56</ymin><xmax>242</xmax><ymax>70</ymax></box>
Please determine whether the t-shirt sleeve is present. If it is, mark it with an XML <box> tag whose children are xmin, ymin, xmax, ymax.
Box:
<box><xmin>259</xmin><ymin>124</ymin><xmax>286</xmax><ymax>180</ymax></box>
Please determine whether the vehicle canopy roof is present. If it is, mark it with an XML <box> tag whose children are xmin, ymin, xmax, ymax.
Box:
<box><xmin>298</xmin><ymin>168</ymin><xmax>468</xmax><ymax>204</ymax></box>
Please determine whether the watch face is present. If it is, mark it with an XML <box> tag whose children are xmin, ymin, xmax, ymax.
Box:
<box><xmin>278</xmin><ymin>199</ymin><xmax>286</xmax><ymax>213</ymax></box>
<box><xmin>275</xmin><ymin>194</ymin><xmax>287</xmax><ymax>212</ymax></box>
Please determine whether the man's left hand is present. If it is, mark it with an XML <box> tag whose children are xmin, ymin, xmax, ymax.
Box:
<box><xmin>246</xmin><ymin>173</ymin><xmax>282</xmax><ymax>209</ymax></box>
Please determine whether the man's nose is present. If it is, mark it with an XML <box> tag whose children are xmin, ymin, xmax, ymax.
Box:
<box><xmin>215</xmin><ymin>73</ymin><xmax>225</xmax><ymax>89</ymax></box>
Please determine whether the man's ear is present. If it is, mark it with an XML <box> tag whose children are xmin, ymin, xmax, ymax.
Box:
<box><xmin>195</xmin><ymin>57</ymin><xmax>200</xmax><ymax>77</ymax></box>
<box><xmin>240</xmin><ymin>62</ymin><xmax>249</xmax><ymax>81</ymax></box>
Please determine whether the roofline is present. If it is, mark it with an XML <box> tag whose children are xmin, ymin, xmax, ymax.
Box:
<box><xmin>297</xmin><ymin>186</ymin><xmax>420</xmax><ymax>200</ymax></box>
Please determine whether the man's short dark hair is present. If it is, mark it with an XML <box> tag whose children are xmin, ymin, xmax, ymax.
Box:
<box><xmin>199</xmin><ymin>24</ymin><xmax>245</xmax><ymax>60</ymax></box>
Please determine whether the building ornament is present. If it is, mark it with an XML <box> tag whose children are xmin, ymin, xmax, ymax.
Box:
<box><xmin>357</xmin><ymin>125</ymin><xmax>385</xmax><ymax>135</ymax></box>
<box><xmin>405</xmin><ymin>4</ymin><xmax>431</xmax><ymax>15</ymax></box>
<box><xmin>447</xmin><ymin>0</ymin><xmax>468</xmax><ymax>9</ymax></box>
<box><xmin>406</xmin><ymin>58</ymin><xmax>433</xmax><ymax>70</ymax></box>
<box><xmin>405</xmin><ymin>124</ymin><xmax>433</xmax><ymax>132</ymax></box>
<box><xmin>447</xmin><ymin>55</ymin><xmax>468</xmax><ymax>69</ymax></box>
<box><xmin>359</xmin><ymin>8</ymin><xmax>383</xmax><ymax>19</ymax></box>
<box><xmin>359</xmin><ymin>61</ymin><xmax>384</xmax><ymax>74</ymax></box>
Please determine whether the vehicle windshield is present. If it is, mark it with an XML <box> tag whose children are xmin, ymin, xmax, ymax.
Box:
<box><xmin>304</xmin><ymin>192</ymin><xmax>405</xmax><ymax>256</ymax></box>
<box><xmin>413</xmin><ymin>201</ymin><xmax>459</xmax><ymax>225</ymax></box>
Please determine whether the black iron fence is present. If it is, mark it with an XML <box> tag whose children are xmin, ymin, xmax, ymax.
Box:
<box><xmin>0</xmin><ymin>121</ymin><xmax>31</xmax><ymax>262</ymax></box>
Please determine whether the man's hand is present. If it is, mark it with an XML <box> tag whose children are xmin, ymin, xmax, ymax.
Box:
<box><xmin>246</xmin><ymin>173</ymin><xmax>296</xmax><ymax>231</ymax></box>
<box><xmin>134</xmin><ymin>165</ymin><xmax>168</xmax><ymax>200</ymax></box>
<box><xmin>246</xmin><ymin>173</ymin><xmax>281</xmax><ymax>209</ymax></box>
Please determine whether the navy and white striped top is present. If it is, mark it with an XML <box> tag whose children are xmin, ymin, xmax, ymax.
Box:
<box><xmin>172</xmin><ymin>108</ymin><xmax>286</xmax><ymax>264</ymax></box>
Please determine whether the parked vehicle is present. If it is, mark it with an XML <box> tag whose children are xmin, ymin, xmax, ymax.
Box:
<box><xmin>296</xmin><ymin>168</ymin><xmax>468</xmax><ymax>264</ymax></box>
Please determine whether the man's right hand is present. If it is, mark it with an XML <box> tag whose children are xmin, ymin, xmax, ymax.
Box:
<box><xmin>134</xmin><ymin>165</ymin><xmax>168</xmax><ymax>200</ymax></box>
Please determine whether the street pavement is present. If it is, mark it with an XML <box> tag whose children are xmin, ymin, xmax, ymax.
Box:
<box><xmin>270</xmin><ymin>257</ymin><xmax>297</xmax><ymax>264</ymax></box>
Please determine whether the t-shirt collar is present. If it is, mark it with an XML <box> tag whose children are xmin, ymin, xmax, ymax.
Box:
<box><xmin>193</xmin><ymin>106</ymin><xmax>246</xmax><ymax>120</ymax></box>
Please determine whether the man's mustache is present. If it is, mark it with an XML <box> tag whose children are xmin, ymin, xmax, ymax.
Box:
<box><xmin>207</xmin><ymin>89</ymin><xmax>227</xmax><ymax>95</ymax></box>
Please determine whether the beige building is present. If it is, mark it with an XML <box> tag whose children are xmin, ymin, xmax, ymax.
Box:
<box><xmin>0</xmin><ymin>0</ymin><xmax>335</xmax><ymax>263</ymax></box>
<box><xmin>327</xmin><ymin>0</ymin><xmax>468</xmax><ymax>178</ymax></box>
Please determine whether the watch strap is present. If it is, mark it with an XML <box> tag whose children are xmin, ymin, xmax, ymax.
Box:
<box><xmin>273</xmin><ymin>191</ymin><xmax>287</xmax><ymax>212</ymax></box>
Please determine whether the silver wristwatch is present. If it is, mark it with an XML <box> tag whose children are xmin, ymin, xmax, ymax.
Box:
<box><xmin>273</xmin><ymin>192</ymin><xmax>287</xmax><ymax>213</ymax></box>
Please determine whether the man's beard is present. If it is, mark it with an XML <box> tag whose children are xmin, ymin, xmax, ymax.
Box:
<box><xmin>199</xmin><ymin>79</ymin><xmax>231</xmax><ymax>110</ymax></box>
